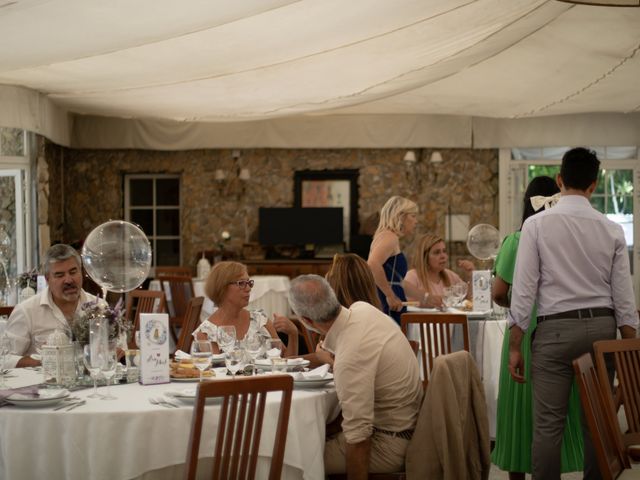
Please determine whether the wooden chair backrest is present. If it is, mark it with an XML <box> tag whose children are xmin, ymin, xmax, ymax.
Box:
<box><xmin>184</xmin><ymin>375</ymin><xmax>293</xmax><ymax>480</ymax></box>
<box><xmin>0</xmin><ymin>306</ymin><xmax>14</xmax><ymax>317</ymax></box>
<box><xmin>155</xmin><ymin>266</ymin><xmax>192</xmax><ymax>277</ymax></box>
<box><xmin>593</xmin><ymin>338</ymin><xmax>640</xmax><ymax>447</ymax></box>
<box><xmin>175</xmin><ymin>296</ymin><xmax>204</xmax><ymax>353</ymax></box>
<box><xmin>125</xmin><ymin>290</ymin><xmax>167</xmax><ymax>346</ymax></box>
<box><xmin>400</xmin><ymin>313</ymin><xmax>469</xmax><ymax>389</ymax></box>
<box><xmin>290</xmin><ymin>317</ymin><xmax>320</xmax><ymax>353</ymax></box>
<box><xmin>573</xmin><ymin>353</ymin><xmax>630</xmax><ymax>480</ymax></box>
<box><xmin>161</xmin><ymin>275</ymin><xmax>194</xmax><ymax>320</ymax></box>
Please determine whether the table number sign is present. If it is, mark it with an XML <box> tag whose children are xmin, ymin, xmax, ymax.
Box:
<box><xmin>472</xmin><ymin>270</ymin><xmax>492</xmax><ymax>313</ymax></box>
<box><xmin>139</xmin><ymin>313</ymin><xmax>170</xmax><ymax>385</ymax></box>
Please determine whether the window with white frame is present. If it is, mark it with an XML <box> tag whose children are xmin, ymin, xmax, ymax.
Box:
<box><xmin>499</xmin><ymin>146</ymin><xmax>639</xmax><ymax>301</ymax></box>
<box><xmin>124</xmin><ymin>174</ymin><xmax>181</xmax><ymax>267</ymax></box>
<box><xmin>0</xmin><ymin>128</ymin><xmax>33</xmax><ymax>306</ymax></box>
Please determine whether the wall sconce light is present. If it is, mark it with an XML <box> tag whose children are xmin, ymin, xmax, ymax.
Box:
<box><xmin>403</xmin><ymin>150</ymin><xmax>417</xmax><ymax>164</ymax></box>
<box><xmin>429</xmin><ymin>151</ymin><xmax>443</xmax><ymax>163</ymax></box>
<box><xmin>215</xmin><ymin>151</ymin><xmax>251</xmax><ymax>198</ymax></box>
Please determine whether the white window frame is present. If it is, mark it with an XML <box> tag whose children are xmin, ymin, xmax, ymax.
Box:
<box><xmin>499</xmin><ymin>148</ymin><xmax>640</xmax><ymax>303</ymax></box>
<box><xmin>0</xmin><ymin>132</ymin><xmax>33</xmax><ymax>275</ymax></box>
<box><xmin>124</xmin><ymin>174</ymin><xmax>181</xmax><ymax>269</ymax></box>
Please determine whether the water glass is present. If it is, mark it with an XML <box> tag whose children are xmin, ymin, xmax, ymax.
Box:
<box><xmin>217</xmin><ymin>325</ymin><xmax>237</xmax><ymax>353</ymax></box>
<box><xmin>100</xmin><ymin>345</ymin><xmax>118</xmax><ymax>400</ymax></box>
<box><xmin>124</xmin><ymin>349</ymin><xmax>140</xmax><ymax>382</ymax></box>
<box><xmin>191</xmin><ymin>340</ymin><xmax>213</xmax><ymax>382</ymax></box>
<box><xmin>225</xmin><ymin>348</ymin><xmax>245</xmax><ymax>379</ymax></box>
<box><xmin>0</xmin><ymin>336</ymin><xmax>11</xmax><ymax>387</ymax></box>
<box><xmin>83</xmin><ymin>344</ymin><xmax>104</xmax><ymax>398</ymax></box>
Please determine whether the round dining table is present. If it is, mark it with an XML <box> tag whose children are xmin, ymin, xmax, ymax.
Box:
<box><xmin>0</xmin><ymin>368</ymin><xmax>339</xmax><ymax>480</ymax></box>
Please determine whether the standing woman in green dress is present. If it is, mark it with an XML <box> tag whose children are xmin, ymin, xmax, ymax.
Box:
<box><xmin>491</xmin><ymin>176</ymin><xmax>583</xmax><ymax>479</ymax></box>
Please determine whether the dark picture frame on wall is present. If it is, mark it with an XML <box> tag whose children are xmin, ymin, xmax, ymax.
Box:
<box><xmin>294</xmin><ymin>169</ymin><xmax>359</xmax><ymax>251</ymax></box>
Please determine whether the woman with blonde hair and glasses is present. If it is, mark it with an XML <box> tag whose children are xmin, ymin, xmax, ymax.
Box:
<box><xmin>404</xmin><ymin>234</ymin><xmax>473</xmax><ymax>308</ymax></box>
<box><xmin>192</xmin><ymin>261</ymin><xmax>298</xmax><ymax>356</ymax></box>
<box><xmin>367</xmin><ymin>196</ymin><xmax>418</xmax><ymax>324</ymax></box>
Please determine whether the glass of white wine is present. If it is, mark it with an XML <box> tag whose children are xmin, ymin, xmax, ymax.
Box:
<box><xmin>190</xmin><ymin>340</ymin><xmax>213</xmax><ymax>382</ymax></box>
<box><xmin>225</xmin><ymin>348</ymin><xmax>245</xmax><ymax>379</ymax></box>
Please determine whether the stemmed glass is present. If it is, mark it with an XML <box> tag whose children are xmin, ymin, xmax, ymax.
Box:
<box><xmin>453</xmin><ymin>282</ymin><xmax>468</xmax><ymax>306</ymax></box>
<box><xmin>83</xmin><ymin>344</ymin><xmax>104</xmax><ymax>398</ymax></box>
<box><xmin>442</xmin><ymin>286</ymin><xmax>457</xmax><ymax>310</ymax></box>
<box><xmin>265</xmin><ymin>338</ymin><xmax>286</xmax><ymax>372</ymax></box>
<box><xmin>100</xmin><ymin>344</ymin><xmax>118</xmax><ymax>400</ymax></box>
<box><xmin>190</xmin><ymin>340</ymin><xmax>213</xmax><ymax>382</ymax></box>
<box><xmin>217</xmin><ymin>326</ymin><xmax>237</xmax><ymax>353</ymax></box>
<box><xmin>225</xmin><ymin>348</ymin><xmax>245</xmax><ymax>379</ymax></box>
<box><xmin>244</xmin><ymin>334</ymin><xmax>263</xmax><ymax>375</ymax></box>
<box><xmin>0</xmin><ymin>336</ymin><xmax>12</xmax><ymax>387</ymax></box>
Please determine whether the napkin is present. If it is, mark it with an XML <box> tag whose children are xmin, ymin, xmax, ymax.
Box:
<box><xmin>294</xmin><ymin>363</ymin><xmax>330</xmax><ymax>380</ymax></box>
<box><xmin>266</xmin><ymin>348</ymin><xmax>281</xmax><ymax>358</ymax></box>
<box><xmin>0</xmin><ymin>386</ymin><xmax>39</xmax><ymax>404</ymax></box>
<box><xmin>286</xmin><ymin>358</ymin><xmax>305</xmax><ymax>365</ymax></box>
<box><xmin>174</xmin><ymin>350</ymin><xmax>192</xmax><ymax>360</ymax></box>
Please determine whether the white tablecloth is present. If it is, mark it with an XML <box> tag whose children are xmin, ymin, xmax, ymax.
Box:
<box><xmin>150</xmin><ymin>275</ymin><xmax>291</xmax><ymax>320</ymax></box>
<box><xmin>0</xmin><ymin>370</ymin><xmax>340</xmax><ymax>480</ymax></box>
<box><xmin>405</xmin><ymin>308</ymin><xmax>507</xmax><ymax>437</ymax></box>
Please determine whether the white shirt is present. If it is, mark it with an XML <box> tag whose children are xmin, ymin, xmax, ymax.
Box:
<box><xmin>508</xmin><ymin>195</ymin><xmax>638</xmax><ymax>332</ymax></box>
<box><xmin>4</xmin><ymin>287</ymin><xmax>97</xmax><ymax>368</ymax></box>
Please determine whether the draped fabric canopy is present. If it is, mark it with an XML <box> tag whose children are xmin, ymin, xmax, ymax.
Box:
<box><xmin>1</xmin><ymin>0</ymin><xmax>639</xmax><ymax>148</ymax></box>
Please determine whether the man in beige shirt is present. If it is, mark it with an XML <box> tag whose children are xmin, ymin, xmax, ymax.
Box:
<box><xmin>288</xmin><ymin>274</ymin><xmax>422</xmax><ymax>478</ymax></box>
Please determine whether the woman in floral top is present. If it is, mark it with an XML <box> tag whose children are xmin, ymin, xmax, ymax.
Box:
<box><xmin>193</xmin><ymin>261</ymin><xmax>298</xmax><ymax>356</ymax></box>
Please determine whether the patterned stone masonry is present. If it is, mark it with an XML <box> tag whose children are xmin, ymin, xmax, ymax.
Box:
<box><xmin>42</xmin><ymin>142</ymin><xmax>498</xmax><ymax>274</ymax></box>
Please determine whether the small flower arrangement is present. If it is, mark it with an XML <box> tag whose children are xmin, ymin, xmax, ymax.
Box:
<box><xmin>217</xmin><ymin>230</ymin><xmax>231</xmax><ymax>251</ymax></box>
<box><xmin>71</xmin><ymin>298</ymin><xmax>130</xmax><ymax>345</ymax></box>
<box><xmin>17</xmin><ymin>269</ymin><xmax>38</xmax><ymax>290</ymax></box>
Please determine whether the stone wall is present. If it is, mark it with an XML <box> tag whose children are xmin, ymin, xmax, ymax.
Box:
<box><xmin>44</xmin><ymin>144</ymin><xmax>498</xmax><ymax>272</ymax></box>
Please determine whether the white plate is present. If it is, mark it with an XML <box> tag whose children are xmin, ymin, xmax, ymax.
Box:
<box><xmin>293</xmin><ymin>373</ymin><xmax>334</xmax><ymax>389</ymax></box>
<box><xmin>254</xmin><ymin>358</ymin><xmax>310</xmax><ymax>368</ymax></box>
<box><xmin>6</xmin><ymin>389</ymin><xmax>70</xmax><ymax>408</ymax></box>
<box><xmin>165</xmin><ymin>389</ymin><xmax>222</xmax><ymax>405</ymax></box>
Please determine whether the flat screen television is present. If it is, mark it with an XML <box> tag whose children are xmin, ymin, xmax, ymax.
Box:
<box><xmin>259</xmin><ymin>207</ymin><xmax>343</xmax><ymax>246</ymax></box>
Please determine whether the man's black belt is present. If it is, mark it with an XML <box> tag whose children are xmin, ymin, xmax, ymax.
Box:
<box><xmin>538</xmin><ymin>307</ymin><xmax>614</xmax><ymax>323</ymax></box>
<box><xmin>373</xmin><ymin>427</ymin><xmax>414</xmax><ymax>440</ymax></box>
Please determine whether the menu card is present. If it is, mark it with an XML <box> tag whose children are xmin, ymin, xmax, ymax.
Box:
<box><xmin>472</xmin><ymin>270</ymin><xmax>492</xmax><ymax>313</ymax></box>
<box><xmin>139</xmin><ymin>313</ymin><xmax>170</xmax><ymax>385</ymax></box>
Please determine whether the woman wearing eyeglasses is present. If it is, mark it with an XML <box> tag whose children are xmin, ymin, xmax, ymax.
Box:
<box><xmin>192</xmin><ymin>261</ymin><xmax>299</xmax><ymax>356</ymax></box>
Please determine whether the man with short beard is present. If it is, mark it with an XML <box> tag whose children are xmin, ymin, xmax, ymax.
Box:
<box><xmin>4</xmin><ymin>244</ymin><xmax>99</xmax><ymax>368</ymax></box>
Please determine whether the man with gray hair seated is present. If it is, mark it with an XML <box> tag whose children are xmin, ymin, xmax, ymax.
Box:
<box><xmin>288</xmin><ymin>274</ymin><xmax>422</xmax><ymax>478</ymax></box>
<box><xmin>5</xmin><ymin>244</ymin><xmax>99</xmax><ymax>368</ymax></box>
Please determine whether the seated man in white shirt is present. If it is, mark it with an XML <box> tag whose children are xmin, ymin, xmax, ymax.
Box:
<box><xmin>5</xmin><ymin>244</ymin><xmax>99</xmax><ymax>368</ymax></box>
<box><xmin>288</xmin><ymin>274</ymin><xmax>422</xmax><ymax>478</ymax></box>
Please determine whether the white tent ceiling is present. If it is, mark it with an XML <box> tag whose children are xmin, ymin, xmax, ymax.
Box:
<box><xmin>1</xmin><ymin>0</ymin><xmax>639</xmax><ymax>148</ymax></box>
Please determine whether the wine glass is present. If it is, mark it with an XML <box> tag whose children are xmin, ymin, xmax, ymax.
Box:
<box><xmin>100</xmin><ymin>344</ymin><xmax>118</xmax><ymax>400</ymax></box>
<box><xmin>453</xmin><ymin>282</ymin><xmax>468</xmax><ymax>306</ymax></box>
<box><xmin>217</xmin><ymin>325</ymin><xmax>237</xmax><ymax>353</ymax></box>
<box><xmin>225</xmin><ymin>348</ymin><xmax>245</xmax><ymax>379</ymax></box>
<box><xmin>243</xmin><ymin>334</ymin><xmax>263</xmax><ymax>375</ymax></box>
<box><xmin>442</xmin><ymin>286</ymin><xmax>457</xmax><ymax>310</ymax></box>
<box><xmin>83</xmin><ymin>344</ymin><xmax>104</xmax><ymax>398</ymax></box>
<box><xmin>0</xmin><ymin>336</ymin><xmax>12</xmax><ymax>387</ymax></box>
<box><xmin>190</xmin><ymin>340</ymin><xmax>213</xmax><ymax>382</ymax></box>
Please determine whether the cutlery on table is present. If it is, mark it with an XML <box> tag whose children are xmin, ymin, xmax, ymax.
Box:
<box><xmin>64</xmin><ymin>400</ymin><xmax>86</xmax><ymax>411</ymax></box>
<box><xmin>149</xmin><ymin>397</ymin><xmax>177</xmax><ymax>408</ymax></box>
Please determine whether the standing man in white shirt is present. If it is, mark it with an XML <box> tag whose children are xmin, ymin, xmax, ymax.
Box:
<box><xmin>507</xmin><ymin>147</ymin><xmax>638</xmax><ymax>480</ymax></box>
<box><xmin>5</xmin><ymin>243</ymin><xmax>99</xmax><ymax>368</ymax></box>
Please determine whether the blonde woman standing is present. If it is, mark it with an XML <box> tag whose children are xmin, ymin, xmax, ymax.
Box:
<box><xmin>367</xmin><ymin>196</ymin><xmax>418</xmax><ymax>324</ymax></box>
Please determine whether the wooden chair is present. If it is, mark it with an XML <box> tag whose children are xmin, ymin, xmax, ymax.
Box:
<box><xmin>175</xmin><ymin>296</ymin><xmax>204</xmax><ymax>353</ymax></box>
<box><xmin>160</xmin><ymin>275</ymin><xmax>194</xmax><ymax>343</ymax></box>
<box><xmin>155</xmin><ymin>266</ymin><xmax>192</xmax><ymax>277</ymax></box>
<box><xmin>0</xmin><ymin>306</ymin><xmax>14</xmax><ymax>317</ymax></box>
<box><xmin>290</xmin><ymin>317</ymin><xmax>320</xmax><ymax>353</ymax></box>
<box><xmin>125</xmin><ymin>290</ymin><xmax>167</xmax><ymax>347</ymax></box>
<box><xmin>184</xmin><ymin>375</ymin><xmax>293</xmax><ymax>480</ymax></box>
<box><xmin>572</xmin><ymin>353</ymin><xmax>637</xmax><ymax>479</ymax></box>
<box><xmin>594</xmin><ymin>338</ymin><xmax>640</xmax><ymax>456</ymax></box>
<box><xmin>400</xmin><ymin>313</ymin><xmax>469</xmax><ymax>389</ymax></box>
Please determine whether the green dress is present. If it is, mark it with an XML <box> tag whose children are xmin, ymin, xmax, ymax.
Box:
<box><xmin>490</xmin><ymin>232</ymin><xmax>584</xmax><ymax>473</ymax></box>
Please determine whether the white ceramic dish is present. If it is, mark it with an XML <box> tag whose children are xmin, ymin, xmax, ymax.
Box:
<box><xmin>292</xmin><ymin>373</ymin><xmax>334</xmax><ymax>389</ymax></box>
<box><xmin>5</xmin><ymin>389</ymin><xmax>70</xmax><ymax>408</ymax></box>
